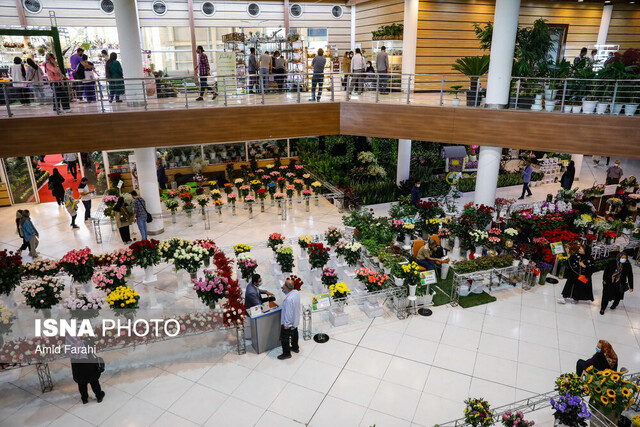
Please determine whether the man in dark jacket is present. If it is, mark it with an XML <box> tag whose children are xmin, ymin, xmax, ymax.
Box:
<box><xmin>156</xmin><ymin>160</ymin><xmax>168</xmax><ymax>189</ymax></box>
<box><xmin>410</xmin><ymin>181</ymin><xmax>421</xmax><ymax>205</ymax></box>
<box><xmin>601</xmin><ymin>252</ymin><xmax>634</xmax><ymax>315</ymax></box>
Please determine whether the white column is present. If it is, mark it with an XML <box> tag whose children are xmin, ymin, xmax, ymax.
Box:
<box><xmin>485</xmin><ymin>0</ymin><xmax>521</xmax><ymax>108</ymax></box>
<box><xmin>571</xmin><ymin>154</ymin><xmax>584</xmax><ymax>182</ymax></box>
<box><xmin>597</xmin><ymin>4</ymin><xmax>613</xmax><ymax>46</ymax></box>
<box><xmin>134</xmin><ymin>147</ymin><xmax>164</xmax><ymax>235</ymax></box>
<box><xmin>396</xmin><ymin>139</ymin><xmax>411</xmax><ymax>186</ymax></box>
<box><xmin>350</xmin><ymin>6</ymin><xmax>356</xmax><ymax>51</ymax></box>
<box><xmin>401</xmin><ymin>0</ymin><xmax>418</xmax><ymax>92</ymax></box>
<box><xmin>113</xmin><ymin>0</ymin><xmax>144</xmax><ymax>106</ymax></box>
<box><xmin>473</xmin><ymin>146</ymin><xmax>502</xmax><ymax>206</ymax></box>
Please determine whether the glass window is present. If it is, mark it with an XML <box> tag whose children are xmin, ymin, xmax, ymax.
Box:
<box><xmin>107</xmin><ymin>151</ymin><xmax>134</xmax><ymax>171</ymax></box>
<box><xmin>3</xmin><ymin>157</ymin><xmax>35</xmax><ymax>204</ymax></box>
<box><xmin>202</xmin><ymin>143</ymin><xmax>246</xmax><ymax>164</ymax></box>
<box><xmin>158</xmin><ymin>145</ymin><xmax>204</xmax><ymax>169</ymax></box>
<box><xmin>247</xmin><ymin>139</ymin><xmax>288</xmax><ymax>161</ymax></box>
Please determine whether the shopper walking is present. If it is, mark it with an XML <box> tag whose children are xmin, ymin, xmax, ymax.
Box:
<box><xmin>247</xmin><ymin>48</ymin><xmax>258</xmax><ymax>93</ymax></box>
<box><xmin>558</xmin><ymin>245</ymin><xmax>594</xmax><ymax>304</ymax></box>
<box><xmin>156</xmin><ymin>159</ymin><xmax>168</xmax><ymax>189</ymax></box>
<box><xmin>66</xmin><ymin>335</ymin><xmax>105</xmax><ymax>404</ymax></box>
<box><xmin>44</xmin><ymin>53</ymin><xmax>71</xmax><ymax>113</ymax></box>
<box><xmin>106</xmin><ymin>52</ymin><xmax>124</xmax><ymax>103</ymax></box>
<box><xmin>342</xmin><ymin>52</ymin><xmax>351</xmax><ymax>90</ymax></box>
<box><xmin>574</xmin><ymin>47</ymin><xmax>588</xmax><ymax>65</ymax></box>
<box><xmin>69</xmin><ymin>48</ymin><xmax>85</xmax><ymax>101</ymax></box>
<box><xmin>195</xmin><ymin>45</ymin><xmax>216</xmax><ymax>101</ymax></box>
<box><xmin>560</xmin><ymin>160</ymin><xmax>575</xmax><ymax>190</ymax></box>
<box><xmin>273</xmin><ymin>51</ymin><xmax>287</xmax><ymax>92</ymax></box>
<box><xmin>518</xmin><ymin>160</ymin><xmax>533</xmax><ymax>199</ymax></box>
<box><xmin>16</xmin><ymin>210</ymin><xmax>30</xmax><ymax>252</ymax></box>
<box><xmin>113</xmin><ymin>196</ymin><xmax>133</xmax><ymax>244</ymax></box>
<box><xmin>278</xmin><ymin>278</ymin><xmax>300</xmax><ymax>360</ymax></box>
<box><xmin>131</xmin><ymin>190</ymin><xmax>148</xmax><ymax>241</ymax></box>
<box><xmin>410</xmin><ymin>180</ymin><xmax>421</xmax><ymax>205</ymax></box>
<box><xmin>309</xmin><ymin>49</ymin><xmax>326</xmax><ymax>102</ymax></box>
<box><xmin>20</xmin><ymin>210</ymin><xmax>39</xmax><ymax>258</ymax></box>
<box><xmin>64</xmin><ymin>188</ymin><xmax>80</xmax><ymax>229</ymax></box>
<box><xmin>350</xmin><ymin>48</ymin><xmax>366</xmax><ymax>95</ymax></box>
<box><xmin>259</xmin><ymin>50</ymin><xmax>272</xmax><ymax>93</ymax></box>
<box><xmin>606</xmin><ymin>160</ymin><xmax>623</xmax><ymax>185</ymax></box>
<box><xmin>78</xmin><ymin>177</ymin><xmax>93</xmax><ymax>221</ymax></box>
<box><xmin>376</xmin><ymin>46</ymin><xmax>390</xmax><ymax>94</ymax></box>
<box><xmin>576</xmin><ymin>340</ymin><xmax>618</xmax><ymax>376</ymax></box>
<box><xmin>600</xmin><ymin>252</ymin><xmax>634</xmax><ymax>315</ymax></box>
<box><xmin>48</xmin><ymin>168</ymin><xmax>65</xmax><ymax>205</ymax></box>
<box><xmin>64</xmin><ymin>153</ymin><xmax>79</xmax><ymax>181</ymax></box>
<box><xmin>9</xmin><ymin>57</ymin><xmax>29</xmax><ymax>104</ymax></box>
<box><xmin>79</xmin><ymin>54</ymin><xmax>97</xmax><ymax>103</ymax></box>
<box><xmin>26</xmin><ymin>58</ymin><xmax>45</xmax><ymax>104</ymax></box>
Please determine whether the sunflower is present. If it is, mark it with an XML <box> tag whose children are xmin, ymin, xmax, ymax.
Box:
<box><xmin>611</xmin><ymin>374</ymin><xmax>620</xmax><ymax>381</ymax></box>
<box><xmin>588</xmin><ymin>376</ymin><xmax>594</xmax><ymax>384</ymax></box>
<box><xmin>595</xmin><ymin>386</ymin><xmax>602</xmax><ymax>394</ymax></box>
<box><xmin>585</xmin><ymin>366</ymin><xmax>593</xmax><ymax>372</ymax></box>
<box><xmin>601</xmin><ymin>396</ymin><xmax>609</xmax><ymax>405</ymax></box>
<box><xmin>583</xmin><ymin>384</ymin><xmax>590</xmax><ymax>395</ymax></box>
<box><xmin>606</xmin><ymin>389</ymin><xmax>616</xmax><ymax>398</ymax></box>
<box><xmin>622</xmin><ymin>388</ymin><xmax>631</xmax><ymax>397</ymax></box>
<box><xmin>602</xmin><ymin>370</ymin><xmax>612</xmax><ymax>376</ymax></box>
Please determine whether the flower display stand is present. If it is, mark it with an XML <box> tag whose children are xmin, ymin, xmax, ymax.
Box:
<box><xmin>329</xmin><ymin>305</ymin><xmax>349</xmax><ymax>327</ymax></box>
<box><xmin>450</xmin><ymin>237</ymin><xmax>461</xmax><ymax>260</ymax></box>
<box><xmin>143</xmin><ymin>266</ymin><xmax>157</xmax><ymax>283</ymax></box>
<box><xmin>146</xmin><ymin>283</ymin><xmax>162</xmax><ymax>310</ymax></box>
<box><xmin>312</xmin><ymin>279</ymin><xmax>325</xmax><ymax>295</ymax></box>
<box><xmin>364</xmin><ymin>300</ymin><xmax>383</xmax><ymax>318</ymax></box>
<box><xmin>174</xmin><ymin>269</ymin><xmax>188</xmax><ymax>297</ymax></box>
<box><xmin>440</xmin><ymin>262</ymin><xmax>450</xmax><ymax>279</ymax></box>
<box><xmin>1</xmin><ymin>290</ymin><xmax>17</xmax><ymax>309</ymax></box>
<box><xmin>297</xmin><ymin>255</ymin><xmax>309</xmax><ymax>272</ymax></box>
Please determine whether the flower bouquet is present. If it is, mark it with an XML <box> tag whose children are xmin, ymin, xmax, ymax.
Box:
<box><xmin>267</xmin><ymin>182</ymin><xmax>277</xmax><ymax>199</ymax></box>
<box><xmin>223</xmin><ymin>183</ymin><xmax>233</xmax><ymax>195</ymax></box>
<box><xmin>234</xmin><ymin>178</ymin><xmax>244</xmax><ymax>187</ymax></box>
<box><xmin>321</xmin><ymin>267</ymin><xmax>338</xmax><ymax>287</ymax></box>
<box><xmin>245</xmin><ymin>195</ymin><xmax>255</xmax><ymax>204</ymax></box>
<box><xmin>400</xmin><ymin>262</ymin><xmax>421</xmax><ymax>287</ymax></box>
<box><xmin>173</xmin><ymin>244</ymin><xmax>208</xmax><ymax>274</ymax></box>
<box><xmin>195</xmin><ymin>187</ymin><xmax>205</xmax><ymax>196</ymax></box>
<box><xmin>355</xmin><ymin>267</ymin><xmax>374</xmax><ymax>283</ymax></box>
<box><xmin>334</xmin><ymin>240</ymin><xmax>348</xmax><ymax>258</ymax></box>
<box><xmin>166</xmin><ymin>189</ymin><xmax>179</xmax><ymax>199</ymax></box>
<box><xmin>193</xmin><ymin>270</ymin><xmax>228</xmax><ymax>308</ymax></box>
<box><xmin>194</xmin><ymin>239</ymin><xmax>218</xmax><ymax>262</ymax></box>
<box><xmin>285</xmin><ymin>172</ymin><xmax>296</xmax><ymax>184</ymax></box>
<box><xmin>364</xmin><ymin>271</ymin><xmax>389</xmax><ymax>293</ymax></box>
<box><xmin>234</xmin><ymin>244</ymin><xmax>251</xmax><ymax>257</ymax></box>
<box><xmin>555</xmin><ymin>373</ymin><xmax>585</xmax><ymax>397</ymax></box>
<box><xmin>210</xmin><ymin>189</ymin><xmax>222</xmax><ymax>201</ymax></box>
<box><xmin>130</xmin><ymin>239</ymin><xmax>161</xmax><ymax>269</ymax></box>
<box><xmin>250</xmin><ymin>179</ymin><xmax>262</xmax><ymax>194</ymax></box>
<box><xmin>164</xmin><ymin>198</ymin><xmax>179</xmax><ymax>213</ymax></box>
<box><xmin>21</xmin><ymin>277</ymin><xmax>64</xmax><ymax>311</ymax></box>
<box><xmin>325</xmin><ymin>226</ymin><xmax>343</xmax><ymax>246</ymax></box>
<box><xmin>110</xmin><ymin>248</ymin><xmax>135</xmax><ymax>271</ymax></box>
<box><xmin>463</xmin><ymin>397</ymin><xmax>494</xmax><ymax>427</ymax></box>
<box><xmin>303</xmin><ymin>173</ymin><xmax>312</xmax><ymax>187</ymax></box>
<box><xmin>330</xmin><ymin>282</ymin><xmax>350</xmax><ymax>300</ymax></box>
<box><xmin>307</xmin><ymin>243</ymin><xmax>330</xmax><ymax>270</ymax></box>
<box><xmin>550</xmin><ymin>394</ymin><xmax>590</xmax><ymax>427</ymax></box>
<box><xmin>64</xmin><ymin>291</ymin><xmax>106</xmax><ymax>320</ymax></box>
<box><xmin>196</xmin><ymin>194</ymin><xmax>209</xmax><ymax>210</ymax></box>
<box><xmin>277</xmin><ymin>177</ymin><xmax>286</xmax><ymax>192</ymax></box>
<box><xmin>0</xmin><ymin>304</ymin><xmax>15</xmax><ymax>335</ymax></box>
<box><xmin>207</xmin><ymin>180</ymin><xmax>218</xmax><ymax>190</ymax></box>
<box><xmin>105</xmin><ymin>285</ymin><xmax>140</xmax><ymax>315</ymax></box>
<box><xmin>158</xmin><ymin>237</ymin><xmax>189</xmax><ymax>263</ymax></box>
<box><xmin>584</xmin><ymin>367</ymin><xmax>639</xmax><ymax>418</ymax></box>
<box><xmin>298</xmin><ymin>235</ymin><xmax>312</xmax><ymax>250</ymax></box>
<box><xmin>294</xmin><ymin>179</ymin><xmax>304</xmax><ymax>197</ymax></box>
<box><xmin>237</xmin><ymin>253</ymin><xmax>258</xmax><ymax>280</ymax></box>
<box><xmin>103</xmin><ymin>195</ymin><xmax>118</xmax><ymax>217</ymax></box>
<box><xmin>500</xmin><ymin>411</ymin><xmax>535</xmax><ymax>427</ymax></box>
<box><xmin>179</xmin><ymin>192</ymin><xmax>193</xmax><ymax>203</ymax></box>
<box><xmin>343</xmin><ymin>242</ymin><xmax>362</xmax><ymax>267</ymax></box>
<box><xmin>182</xmin><ymin>201</ymin><xmax>196</xmax><ymax>213</ymax></box>
<box><xmin>177</xmin><ymin>184</ymin><xmax>191</xmax><ymax>194</ymax></box>
<box><xmin>0</xmin><ymin>249</ymin><xmax>22</xmax><ymax>296</ymax></box>
<box><xmin>276</xmin><ymin>246</ymin><xmax>295</xmax><ymax>273</ymax></box>
<box><xmin>92</xmin><ymin>265</ymin><xmax>128</xmax><ymax>293</ymax></box>
<box><xmin>287</xmin><ymin>275</ymin><xmax>304</xmax><ymax>290</ymax></box>
<box><xmin>23</xmin><ymin>258</ymin><xmax>59</xmax><ymax>279</ymax></box>
<box><xmin>286</xmin><ymin>184</ymin><xmax>295</xmax><ymax>200</ymax></box>
<box><xmin>268</xmin><ymin>233</ymin><xmax>285</xmax><ymax>252</ymax></box>
<box><xmin>61</xmin><ymin>248</ymin><xmax>95</xmax><ymax>284</ymax></box>
<box><xmin>274</xmin><ymin>192</ymin><xmax>285</xmax><ymax>204</ymax></box>
<box><xmin>603</xmin><ymin>230</ymin><xmax>617</xmax><ymax>243</ymax></box>
<box><xmin>239</xmin><ymin>185</ymin><xmax>250</xmax><ymax>201</ymax></box>
<box><xmin>469</xmin><ymin>230</ymin><xmax>489</xmax><ymax>249</ymax></box>
<box><xmin>311</xmin><ymin>181</ymin><xmax>322</xmax><ymax>194</ymax></box>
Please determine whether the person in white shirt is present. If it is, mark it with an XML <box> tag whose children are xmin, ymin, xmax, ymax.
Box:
<box><xmin>9</xmin><ymin>57</ymin><xmax>29</xmax><ymax>105</ymax></box>
<box><xmin>63</xmin><ymin>153</ymin><xmax>78</xmax><ymax>181</ymax></box>
<box><xmin>77</xmin><ymin>177</ymin><xmax>93</xmax><ymax>221</ymax></box>
<box><xmin>349</xmin><ymin>48</ymin><xmax>366</xmax><ymax>95</ymax></box>
<box><xmin>259</xmin><ymin>51</ymin><xmax>272</xmax><ymax>93</ymax></box>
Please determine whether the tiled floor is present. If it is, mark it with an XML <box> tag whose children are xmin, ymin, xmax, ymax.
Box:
<box><xmin>1</xmin><ymin>156</ymin><xmax>640</xmax><ymax>426</ymax></box>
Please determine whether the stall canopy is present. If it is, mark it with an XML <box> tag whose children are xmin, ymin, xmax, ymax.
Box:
<box><xmin>441</xmin><ymin>145</ymin><xmax>468</xmax><ymax>159</ymax></box>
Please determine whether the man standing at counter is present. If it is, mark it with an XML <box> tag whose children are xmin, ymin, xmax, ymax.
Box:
<box><xmin>278</xmin><ymin>279</ymin><xmax>300</xmax><ymax>360</ymax></box>
<box><xmin>245</xmin><ymin>274</ymin><xmax>275</xmax><ymax>311</ymax></box>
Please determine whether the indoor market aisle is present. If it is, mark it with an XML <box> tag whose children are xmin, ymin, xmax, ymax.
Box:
<box><xmin>36</xmin><ymin>154</ymin><xmax>81</xmax><ymax>204</ymax></box>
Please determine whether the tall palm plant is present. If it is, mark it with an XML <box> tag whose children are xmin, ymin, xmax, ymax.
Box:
<box><xmin>451</xmin><ymin>55</ymin><xmax>490</xmax><ymax>92</ymax></box>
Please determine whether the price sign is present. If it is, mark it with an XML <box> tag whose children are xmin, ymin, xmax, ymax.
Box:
<box><xmin>312</xmin><ymin>293</ymin><xmax>331</xmax><ymax>311</ymax></box>
<box><xmin>248</xmin><ymin>305</ymin><xmax>262</xmax><ymax>318</ymax></box>
<box><xmin>420</xmin><ymin>270</ymin><xmax>437</xmax><ymax>285</ymax></box>
<box><xmin>550</xmin><ymin>242</ymin><xmax>565</xmax><ymax>255</ymax></box>
<box><xmin>603</xmin><ymin>185</ymin><xmax>617</xmax><ymax>196</ymax></box>
<box><xmin>116</xmin><ymin>180</ymin><xmax>123</xmax><ymax>189</ymax></box>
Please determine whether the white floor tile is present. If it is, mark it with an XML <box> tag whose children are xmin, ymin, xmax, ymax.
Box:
<box><xmin>360</xmin><ymin>408</ymin><xmax>411</xmax><ymax>427</ymax></box>
<box><xmin>0</xmin><ymin>397</ymin><xmax>65</xmax><ymax>427</ymax></box>
<box><xmin>485</xmin><ymin>301</ymin><xmax>522</xmax><ymax>321</ymax></box>
<box><xmin>482</xmin><ymin>314</ymin><xmax>520</xmax><ymax>340</ymax></box>
<box><xmin>197</xmin><ymin>362</ymin><xmax>252</xmax><ymax>394</ymax></box>
<box><xmin>440</xmin><ymin>325</ymin><xmax>481</xmax><ymax>352</ymax></box>
<box><xmin>47</xmin><ymin>412</ymin><xmax>94</xmax><ymax>427</ymax></box>
<box><xmin>412</xmin><ymin>392</ymin><xmax>465</xmax><ymax>427</ymax></box>
<box><xmin>359</xmin><ymin>327</ymin><xmax>404</xmax><ymax>354</ymax></box>
<box><xmin>328</xmin><ymin>369</ymin><xmax>380</xmax><ymax>407</ymax></box>
<box><xmin>254</xmin><ymin>349</ymin><xmax>308</xmax><ymax>381</ymax></box>
<box><xmin>432</xmin><ymin>343</ymin><xmax>477</xmax><ymax>375</ymax></box>
<box><xmin>446</xmin><ymin>309</ymin><xmax>485</xmax><ymax>331</ymax></box>
<box><xmin>168</xmin><ymin>383</ymin><xmax>227</xmax><ymax>425</ymax></box>
<box><xmin>255</xmin><ymin>410</ymin><xmax>305</xmax><ymax>427</ymax></box>
<box><xmin>151</xmin><ymin>411</ymin><xmax>200</xmax><ymax>427</ymax></box>
<box><xmin>403</xmin><ymin>316</ymin><xmax>446</xmax><ymax>343</ymax></box>
<box><xmin>308</xmin><ymin>339</ymin><xmax>356</xmax><ymax>368</ymax></box>
<box><xmin>136</xmin><ymin>372</ymin><xmax>194</xmax><ymax>410</ymax></box>
<box><xmin>516</xmin><ymin>364</ymin><xmax>560</xmax><ymax>394</ymax></box>
<box><xmin>368</xmin><ymin>381</ymin><xmax>422</xmax><ymax>421</ymax></box>
<box><xmin>345</xmin><ymin>347</ymin><xmax>393</xmax><ymax>378</ymax></box>
<box><xmin>308</xmin><ymin>395</ymin><xmax>367</xmax><ymax>427</ymax></box>
<box><xmin>269</xmin><ymin>383</ymin><xmax>324</xmax><ymax>425</ymax></box>
<box><xmin>393</xmin><ymin>335</ymin><xmax>439</xmax><ymax>365</ymax></box>
<box><xmin>289</xmin><ymin>357</ymin><xmax>343</xmax><ymax>394</ymax></box>
<box><xmin>423</xmin><ymin>367</ymin><xmax>471</xmax><ymax>402</ymax></box>
<box><xmin>68</xmin><ymin>387</ymin><xmax>131</xmax><ymax>425</ymax></box>
<box><xmin>382</xmin><ymin>357</ymin><xmax>431</xmax><ymax>391</ymax></box>
<box><xmin>204</xmin><ymin>396</ymin><xmax>265</xmax><ymax>427</ymax></box>
<box><xmin>473</xmin><ymin>353</ymin><xmax>518</xmax><ymax>387</ymax></box>
<box><xmin>468</xmin><ymin>378</ymin><xmax>516</xmax><ymax>407</ymax></box>
<box><xmin>231</xmin><ymin>371</ymin><xmax>287</xmax><ymax>410</ymax></box>
<box><xmin>101</xmin><ymin>396</ymin><xmax>164</xmax><ymax>427</ymax></box>
<box><xmin>519</xmin><ymin>322</ymin><xmax>559</xmax><ymax>348</ymax></box>
<box><xmin>518</xmin><ymin>341</ymin><xmax>561</xmax><ymax>371</ymax></box>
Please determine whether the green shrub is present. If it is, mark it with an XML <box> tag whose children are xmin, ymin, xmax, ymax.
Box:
<box><xmin>452</xmin><ymin>254</ymin><xmax>514</xmax><ymax>274</ymax></box>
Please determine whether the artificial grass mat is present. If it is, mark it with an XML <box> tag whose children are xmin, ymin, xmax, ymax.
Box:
<box><xmin>431</xmin><ymin>269</ymin><xmax>497</xmax><ymax>308</ymax></box>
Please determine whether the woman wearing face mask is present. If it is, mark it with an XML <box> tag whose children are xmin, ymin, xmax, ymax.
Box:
<box><xmin>558</xmin><ymin>245</ymin><xmax>594</xmax><ymax>304</ymax></box>
<box><xmin>601</xmin><ymin>251</ymin><xmax>634</xmax><ymax>315</ymax></box>
<box><xmin>576</xmin><ymin>340</ymin><xmax>618</xmax><ymax>376</ymax></box>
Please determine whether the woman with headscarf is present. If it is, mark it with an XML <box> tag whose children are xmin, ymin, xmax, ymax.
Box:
<box><xmin>560</xmin><ymin>160</ymin><xmax>575</xmax><ymax>190</ymax></box>
<box><xmin>106</xmin><ymin>52</ymin><xmax>124</xmax><ymax>103</ymax></box>
<box><xmin>9</xmin><ymin>56</ymin><xmax>30</xmax><ymax>104</ymax></box>
<box><xmin>558</xmin><ymin>244</ymin><xmax>594</xmax><ymax>304</ymax></box>
<box><xmin>48</xmin><ymin>168</ymin><xmax>65</xmax><ymax>205</ymax></box>
<box><xmin>15</xmin><ymin>210</ymin><xmax>30</xmax><ymax>252</ymax></box>
<box><xmin>113</xmin><ymin>196</ymin><xmax>133</xmax><ymax>244</ymax></box>
<box><xmin>64</xmin><ymin>188</ymin><xmax>79</xmax><ymax>229</ymax></box>
<box><xmin>601</xmin><ymin>251</ymin><xmax>634</xmax><ymax>315</ymax></box>
<box><xmin>20</xmin><ymin>210</ymin><xmax>39</xmax><ymax>258</ymax></box>
<box><xmin>44</xmin><ymin>53</ymin><xmax>70</xmax><ymax>113</ymax></box>
<box><xmin>576</xmin><ymin>340</ymin><xmax>618</xmax><ymax>376</ymax></box>
<box><xmin>26</xmin><ymin>58</ymin><xmax>45</xmax><ymax>104</ymax></box>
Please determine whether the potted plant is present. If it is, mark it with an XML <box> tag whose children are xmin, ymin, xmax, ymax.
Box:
<box><xmin>451</xmin><ymin>56</ymin><xmax>490</xmax><ymax>107</ymax></box>
<box><xmin>447</xmin><ymin>85</ymin><xmax>464</xmax><ymax>106</ymax></box>
<box><xmin>583</xmin><ymin>367</ymin><xmax>638</xmax><ymax>425</ymax></box>
<box><xmin>463</xmin><ymin>397</ymin><xmax>494</xmax><ymax>427</ymax></box>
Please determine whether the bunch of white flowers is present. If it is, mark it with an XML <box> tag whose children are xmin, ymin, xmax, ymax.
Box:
<box><xmin>236</xmin><ymin>252</ymin><xmax>255</xmax><ymax>262</ymax></box>
<box><xmin>345</xmin><ymin>242</ymin><xmax>362</xmax><ymax>253</ymax></box>
<box><xmin>504</xmin><ymin>228</ymin><xmax>518</xmax><ymax>237</ymax></box>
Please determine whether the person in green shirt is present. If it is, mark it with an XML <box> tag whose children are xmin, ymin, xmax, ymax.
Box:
<box><xmin>106</xmin><ymin>52</ymin><xmax>124</xmax><ymax>103</ymax></box>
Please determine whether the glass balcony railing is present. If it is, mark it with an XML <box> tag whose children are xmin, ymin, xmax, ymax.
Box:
<box><xmin>0</xmin><ymin>73</ymin><xmax>638</xmax><ymax>118</ymax></box>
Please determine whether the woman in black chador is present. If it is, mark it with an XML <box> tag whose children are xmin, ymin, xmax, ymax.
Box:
<box><xmin>558</xmin><ymin>245</ymin><xmax>594</xmax><ymax>304</ymax></box>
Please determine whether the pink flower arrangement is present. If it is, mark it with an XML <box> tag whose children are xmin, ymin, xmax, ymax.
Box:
<box><xmin>286</xmin><ymin>172</ymin><xmax>295</xmax><ymax>178</ymax></box>
<box><xmin>295</xmin><ymin>164</ymin><xmax>304</xmax><ymax>170</ymax></box>
<box><xmin>274</xmin><ymin>192</ymin><xmax>285</xmax><ymax>199</ymax></box>
<box><xmin>488</xmin><ymin>228</ymin><xmax>502</xmax><ymax>236</ymax></box>
<box><xmin>193</xmin><ymin>270</ymin><xmax>229</xmax><ymax>307</ymax></box>
<box><xmin>245</xmin><ymin>195</ymin><xmax>255</xmax><ymax>202</ymax></box>
<box><xmin>102</xmin><ymin>195</ymin><xmax>118</xmax><ymax>204</ymax></box>
<box><xmin>270</xmin><ymin>171</ymin><xmax>280</xmax><ymax>177</ymax></box>
<box><xmin>61</xmin><ymin>248</ymin><xmax>95</xmax><ymax>283</ymax></box>
<box><xmin>92</xmin><ymin>265</ymin><xmax>128</xmax><ymax>293</ymax></box>
<box><xmin>286</xmin><ymin>185</ymin><xmax>295</xmax><ymax>190</ymax></box>
<box><xmin>228</xmin><ymin>194</ymin><xmax>237</xmax><ymax>202</ymax></box>
<box><xmin>262</xmin><ymin>175</ymin><xmax>270</xmax><ymax>181</ymax></box>
<box><xmin>302</xmin><ymin>190</ymin><xmax>312</xmax><ymax>196</ymax></box>
<box><xmin>279</xmin><ymin>165</ymin><xmax>288</xmax><ymax>170</ymax></box>
<box><xmin>110</xmin><ymin>248</ymin><xmax>135</xmax><ymax>268</ymax></box>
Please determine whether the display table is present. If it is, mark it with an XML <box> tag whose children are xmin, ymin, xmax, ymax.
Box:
<box><xmin>249</xmin><ymin>305</ymin><xmax>282</xmax><ymax>354</ymax></box>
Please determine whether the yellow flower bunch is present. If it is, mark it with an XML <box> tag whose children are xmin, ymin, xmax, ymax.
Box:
<box><xmin>250</xmin><ymin>180</ymin><xmax>261</xmax><ymax>186</ymax></box>
<box><xmin>584</xmin><ymin>368</ymin><xmax>639</xmax><ymax>412</ymax></box>
<box><xmin>234</xmin><ymin>244</ymin><xmax>251</xmax><ymax>256</ymax></box>
<box><xmin>402</xmin><ymin>262</ymin><xmax>421</xmax><ymax>275</ymax></box>
<box><xmin>426</xmin><ymin>218</ymin><xmax>441</xmax><ymax>225</ymax></box>
<box><xmin>213</xmin><ymin>200</ymin><xmax>223</xmax><ymax>206</ymax></box>
<box><xmin>632</xmin><ymin>414</ymin><xmax>640</xmax><ymax>426</ymax></box>
<box><xmin>311</xmin><ymin>181</ymin><xmax>322</xmax><ymax>188</ymax></box>
<box><xmin>580</xmin><ymin>214</ymin><xmax>593</xmax><ymax>222</ymax></box>
<box><xmin>208</xmin><ymin>180</ymin><xmax>217</xmax><ymax>187</ymax></box>
<box><xmin>558</xmin><ymin>254</ymin><xmax>569</xmax><ymax>261</ymax></box>
<box><xmin>329</xmin><ymin>282</ymin><xmax>350</xmax><ymax>299</ymax></box>
<box><xmin>298</xmin><ymin>235</ymin><xmax>312</xmax><ymax>244</ymax></box>
<box><xmin>403</xmin><ymin>223</ymin><xmax>415</xmax><ymax>230</ymax></box>
<box><xmin>105</xmin><ymin>285</ymin><xmax>139</xmax><ymax>309</ymax></box>
<box><xmin>211</xmin><ymin>189</ymin><xmax>221</xmax><ymax>195</ymax></box>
